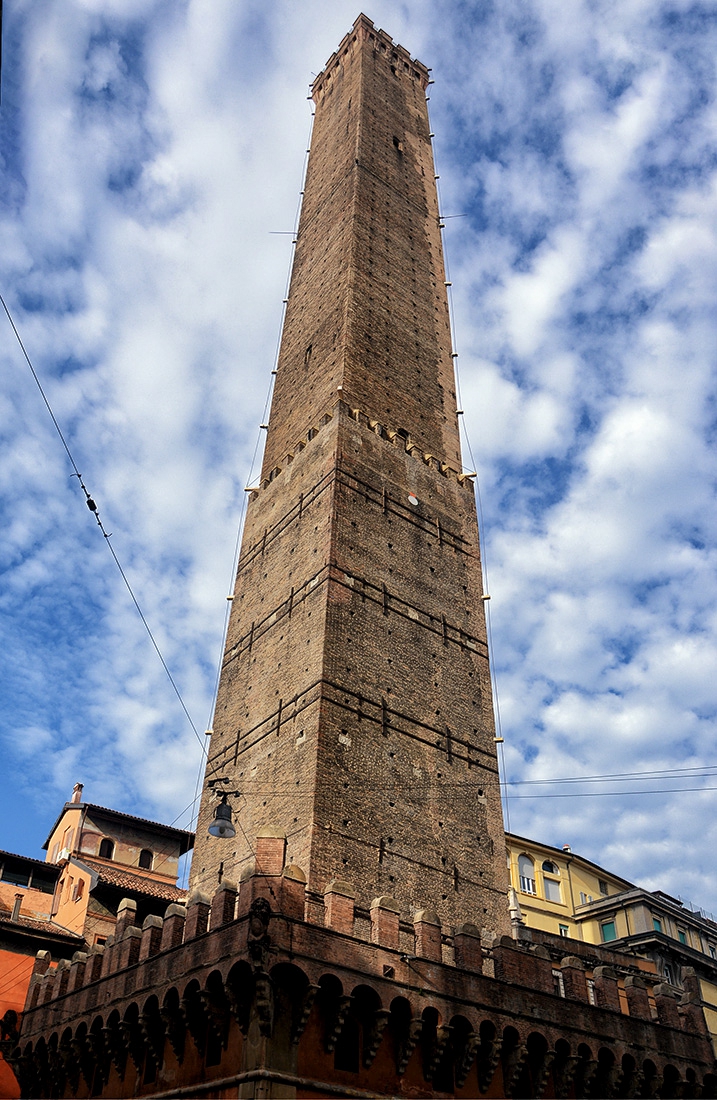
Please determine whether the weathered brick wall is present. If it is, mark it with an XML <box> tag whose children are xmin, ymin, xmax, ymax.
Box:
<box><xmin>192</xmin><ymin>418</ymin><xmax>339</xmax><ymax>892</ymax></box>
<box><xmin>191</xmin><ymin>14</ymin><xmax>508</xmax><ymax>939</ymax></box>
<box><xmin>309</xmin><ymin>409</ymin><xmax>507</xmax><ymax>933</ymax></box>
<box><xmin>15</xmin><ymin>844</ymin><xmax>716</xmax><ymax>1099</ymax></box>
<box><xmin>261</xmin><ymin>14</ymin><xmax>460</xmax><ymax>480</ymax></box>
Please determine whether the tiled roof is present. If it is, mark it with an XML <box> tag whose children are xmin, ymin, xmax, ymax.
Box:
<box><xmin>0</xmin><ymin>910</ymin><xmax>83</xmax><ymax>942</ymax></box>
<box><xmin>0</xmin><ymin>848</ymin><xmax>61</xmax><ymax>872</ymax></box>
<box><xmin>81</xmin><ymin>857</ymin><xmax>187</xmax><ymax>902</ymax></box>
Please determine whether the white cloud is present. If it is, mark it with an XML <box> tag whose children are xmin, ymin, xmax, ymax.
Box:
<box><xmin>1</xmin><ymin>0</ymin><xmax>716</xmax><ymax>919</ymax></box>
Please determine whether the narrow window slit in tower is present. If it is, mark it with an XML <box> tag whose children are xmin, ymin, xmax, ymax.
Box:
<box><xmin>382</xmin><ymin>487</ymin><xmax>387</xmax><ymax>514</ymax></box>
<box><xmin>288</xmin><ymin>586</ymin><xmax>295</xmax><ymax>618</ymax></box>
<box><xmin>381</xmin><ymin>697</ymin><xmax>388</xmax><ymax>737</ymax></box>
<box><xmin>446</xmin><ymin>726</ymin><xmax>453</xmax><ymax>764</ymax></box>
<box><xmin>298</xmin><ymin>492</ymin><xmax>304</xmax><ymax>519</ymax></box>
<box><xmin>453</xmin><ymin>865</ymin><xmax>460</xmax><ymax>892</ymax></box>
<box><xmin>304</xmin><ymin>344</ymin><xmax>313</xmax><ymax>367</ymax></box>
<box><xmin>276</xmin><ymin>698</ymin><xmax>283</xmax><ymax>737</ymax></box>
<box><xmin>382</xmin><ymin>583</ymin><xmax>389</xmax><ymax>616</ymax></box>
<box><xmin>379</xmin><ymin>837</ymin><xmax>385</xmax><ymax>864</ymax></box>
<box><xmin>436</xmin><ymin>518</ymin><xmax>443</xmax><ymax>546</ymax></box>
<box><xmin>441</xmin><ymin>614</ymin><xmax>448</xmax><ymax>647</ymax></box>
<box><xmin>261</xmin><ymin>529</ymin><xmax>267</xmax><ymax>555</ymax></box>
<box><xmin>248</xmin><ymin>621</ymin><xmax>255</xmax><ymax>653</ymax></box>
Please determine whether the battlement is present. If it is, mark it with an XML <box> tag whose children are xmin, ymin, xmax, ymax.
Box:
<box><xmin>12</xmin><ymin>832</ymin><xmax>716</xmax><ymax>1098</ymax></box>
<box><xmin>249</xmin><ymin>399</ymin><xmax>472</xmax><ymax>500</ymax></box>
<box><xmin>311</xmin><ymin>14</ymin><xmax>431</xmax><ymax>100</ymax></box>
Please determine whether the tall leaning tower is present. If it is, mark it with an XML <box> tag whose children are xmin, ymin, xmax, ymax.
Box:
<box><xmin>17</xmin><ymin>19</ymin><xmax>717</xmax><ymax>1100</ymax></box>
<box><xmin>191</xmin><ymin>13</ymin><xmax>509</xmax><ymax>937</ymax></box>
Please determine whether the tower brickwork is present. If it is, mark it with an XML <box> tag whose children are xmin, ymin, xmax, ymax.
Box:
<box><xmin>190</xmin><ymin>14</ymin><xmax>509</xmax><ymax>938</ymax></box>
<box><xmin>14</xmin><ymin>19</ymin><xmax>717</xmax><ymax>1100</ymax></box>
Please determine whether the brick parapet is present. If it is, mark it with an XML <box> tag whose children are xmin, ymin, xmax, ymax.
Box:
<box><xmin>246</xmin><ymin>400</ymin><xmax>475</xmax><ymax>503</ymax></box>
<box><xmin>17</xmin><ymin>852</ymin><xmax>714</xmax><ymax>1094</ymax></box>
<box><xmin>560</xmin><ymin>955</ymin><xmax>589</xmax><ymax>1002</ymax></box>
<box><xmin>312</xmin><ymin>14</ymin><xmax>431</xmax><ymax>100</ymax></box>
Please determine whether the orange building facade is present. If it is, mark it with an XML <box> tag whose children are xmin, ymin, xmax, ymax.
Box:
<box><xmin>0</xmin><ymin>787</ymin><xmax>192</xmax><ymax>1098</ymax></box>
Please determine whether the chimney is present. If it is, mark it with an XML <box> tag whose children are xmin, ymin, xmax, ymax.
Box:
<box><xmin>71</xmin><ymin>783</ymin><xmax>84</xmax><ymax>804</ymax></box>
<box><xmin>11</xmin><ymin>894</ymin><xmax>23</xmax><ymax>922</ymax></box>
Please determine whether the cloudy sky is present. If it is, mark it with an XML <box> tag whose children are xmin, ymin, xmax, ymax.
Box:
<box><xmin>1</xmin><ymin>0</ymin><xmax>716</xmax><ymax>914</ymax></box>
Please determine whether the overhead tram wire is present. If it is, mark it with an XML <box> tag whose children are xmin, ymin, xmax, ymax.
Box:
<box><xmin>427</xmin><ymin>112</ymin><xmax>511</xmax><ymax>831</ymax></box>
<box><xmin>0</xmin><ymin>293</ymin><xmax>205</xmax><ymax>755</ymax></box>
<box><xmin>0</xmin><ymin>287</ymin><xmax>273</xmax><ymax>883</ymax></box>
<box><xmin>182</xmin><ymin>770</ymin><xmax>717</xmax><ymax>798</ymax></box>
<box><xmin>0</xmin><ymin>104</ymin><xmax>320</xmax><ymax>898</ymax></box>
<box><xmin>1</xmin><ymin>770</ymin><xmax>715</xmax><ymax>999</ymax></box>
<box><xmin>188</xmin><ymin>99</ymin><xmax>317</xmax><ymax>837</ymax></box>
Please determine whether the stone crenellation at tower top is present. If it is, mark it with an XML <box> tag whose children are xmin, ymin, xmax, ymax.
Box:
<box><xmin>189</xmin><ymin>8</ymin><xmax>506</xmax><ymax>934</ymax></box>
<box><xmin>311</xmin><ymin>14</ymin><xmax>431</xmax><ymax>99</ymax></box>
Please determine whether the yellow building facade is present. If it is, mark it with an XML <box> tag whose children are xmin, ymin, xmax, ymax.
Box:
<box><xmin>507</xmin><ymin>833</ymin><xmax>717</xmax><ymax>1053</ymax></box>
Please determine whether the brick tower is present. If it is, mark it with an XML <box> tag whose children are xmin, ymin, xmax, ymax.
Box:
<box><xmin>14</xmin><ymin>18</ymin><xmax>717</xmax><ymax>1100</ymax></box>
<box><xmin>191</xmin><ymin>13</ymin><xmax>509</xmax><ymax>937</ymax></box>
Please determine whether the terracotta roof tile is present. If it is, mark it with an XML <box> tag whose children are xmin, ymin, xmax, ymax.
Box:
<box><xmin>81</xmin><ymin>857</ymin><xmax>187</xmax><ymax>902</ymax></box>
<box><xmin>0</xmin><ymin>911</ymin><xmax>83</xmax><ymax>941</ymax></box>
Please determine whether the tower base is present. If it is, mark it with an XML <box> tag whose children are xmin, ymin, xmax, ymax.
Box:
<box><xmin>11</xmin><ymin>832</ymin><xmax>716</xmax><ymax>1099</ymax></box>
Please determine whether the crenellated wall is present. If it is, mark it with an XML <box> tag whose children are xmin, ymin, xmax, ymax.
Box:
<box><xmin>11</xmin><ymin>832</ymin><xmax>717</xmax><ymax>1098</ymax></box>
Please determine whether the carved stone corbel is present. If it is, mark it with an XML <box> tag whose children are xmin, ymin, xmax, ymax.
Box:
<box><xmin>325</xmin><ymin>994</ymin><xmax>353</xmax><ymax>1053</ymax></box>
<box><xmin>455</xmin><ymin>1033</ymin><xmax>480</xmax><ymax>1090</ymax></box>
<box><xmin>15</xmin><ymin>1050</ymin><xmax>43</xmax><ymax>1099</ymax></box>
<box><xmin>160</xmin><ymin>1002</ymin><xmax>186</xmax><ymax>1064</ymax></box>
<box><xmin>553</xmin><ymin>1053</ymin><xmax>579</xmax><ymax>1099</ymax></box>
<box><xmin>58</xmin><ymin>1039</ymin><xmax>80</xmax><ymax>1095</ymax></box>
<box><xmin>139</xmin><ymin>1009</ymin><xmax>165</xmax><ymax>1068</ymax></box>
<box><xmin>504</xmin><ymin>1042</ymin><xmax>528</xmax><ymax>1097</ymax></box>
<box><xmin>597</xmin><ymin>1063</ymin><xmax>620</xmax><ymax>1099</ymax></box>
<box><xmin>291</xmin><ymin>983</ymin><xmax>319</xmax><ymax>1044</ymax></box>
<box><xmin>533</xmin><ymin>1048</ymin><xmax>555</xmax><ymax>1099</ymax></box>
<box><xmin>363</xmin><ymin>1007</ymin><xmax>390</xmax><ymax>1067</ymax></box>
<box><xmin>46</xmin><ymin>1048</ymin><xmax>66</xmax><ymax>1097</ymax></box>
<box><xmin>182</xmin><ymin>989</ymin><xmax>209</xmax><ymax>1052</ymax></box>
<box><xmin>477</xmin><ymin>1037</ymin><xmax>502</xmax><ymax>1093</ymax></box>
<box><xmin>199</xmin><ymin>988</ymin><xmax>228</xmax><ymax>1047</ymax></box>
<box><xmin>622</xmin><ymin>1068</ymin><xmax>644</xmax><ymax>1099</ymax></box>
<box><xmin>396</xmin><ymin>1016</ymin><xmax>422</xmax><ymax>1077</ymax></box>
<box><xmin>70</xmin><ymin>1033</ymin><xmax>95</xmax><ymax>1089</ymax></box>
<box><xmin>253</xmin><ymin>971</ymin><xmax>274</xmax><ymax>1038</ymax></box>
<box><xmin>88</xmin><ymin>1030</ymin><xmax>111</xmax><ymax>1087</ymax></box>
<box><xmin>102</xmin><ymin>1023</ymin><xmax>126</xmax><ymax>1081</ymax></box>
<box><xmin>225</xmin><ymin>980</ymin><xmax>250</xmax><ymax>1036</ymax></box>
<box><xmin>119</xmin><ymin>1018</ymin><xmax>145</xmax><ymax>1072</ymax></box>
<box><xmin>247</xmin><ymin>897</ymin><xmax>272</xmax><ymax>972</ymax></box>
<box><xmin>575</xmin><ymin>1057</ymin><xmax>598</xmax><ymax>1099</ymax></box>
<box><xmin>425</xmin><ymin>1024</ymin><xmax>453</xmax><ymax>1082</ymax></box>
<box><xmin>642</xmin><ymin>1068</ymin><xmax>660</xmax><ymax>1099</ymax></box>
